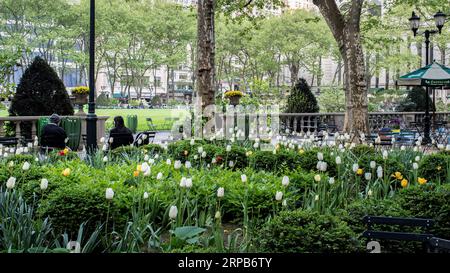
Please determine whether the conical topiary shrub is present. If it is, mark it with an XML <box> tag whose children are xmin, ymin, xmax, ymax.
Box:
<box><xmin>9</xmin><ymin>56</ymin><xmax>74</xmax><ymax>116</ymax></box>
<box><xmin>284</xmin><ymin>78</ymin><xmax>319</xmax><ymax>133</ymax></box>
<box><xmin>9</xmin><ymin>56</ymin><xmax>74</xmax><ymax>139</ymax></box>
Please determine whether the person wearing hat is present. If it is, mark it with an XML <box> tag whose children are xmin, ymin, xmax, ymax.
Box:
<box><xmin>40</xmin><ymin>114</ymin><xmax>68</xmax><ymax>149</ymax></box>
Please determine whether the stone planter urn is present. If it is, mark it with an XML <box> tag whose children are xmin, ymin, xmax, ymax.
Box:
<box><xmin>71</xmin><ymin>87</ymin><xmax>89</xmax><ymax>116</ymax></box>
<box><xmin>225</xmin><ymin>91</ymin><xmax>243</xmax><ymax>106</ymax></box>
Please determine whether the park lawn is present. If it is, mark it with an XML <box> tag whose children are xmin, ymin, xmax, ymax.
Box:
<box><xmin>0</xmin><ymin>108</ymin><xmax>188</xmax><ymax>132</ymax></box>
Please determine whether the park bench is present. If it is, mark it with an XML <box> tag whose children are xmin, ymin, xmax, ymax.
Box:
<box><xmin>0</xmin><ymin>137</ymin><xmax>20</xmax><ymax>147</ymax></box>
<box><xmin>362</xmin><ymin>215</ymin><xmax>441</xmax><ymax>253</ymax></box>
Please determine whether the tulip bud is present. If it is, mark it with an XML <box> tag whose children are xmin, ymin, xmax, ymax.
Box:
<box><xmin>226</xmin><ymin>145</ymin><xmax>231</xmax><ymax>152</ymax></box>
<box><xmin>22</xmin><ymin>161</ymin><xmax>31</xmax><ymax>171</ymax></box>
<box><xmin>40</xmin><ymin>178</ymin><xmax>48</xmax><ymax>190</ymax></box>
<box><xmin>169</xmin><ymin>205</ymin><xmax>178</xmax><ymax>220</ymax></box>
<box><xmin>157</xmin><ymin>172</ymin><xmax>163</xmax><ymax>180</ymax></box>
<box><xmin>275</xmin><ymin>191</ymin><xmax>283</xmax><ymax>201</ymax></box>
<box><xmin>335</xmin><ymin>156</ymin><xmax>342</xmax><ymax>165</ymax></box>
<box><xmin>105</xmin><ymin>188</ymin><xmax>114</xmax><ymax>200</ymax></box>
<box><xmin>217</xmin><ymin>187</ymin><xmax>225</xmax><ymax>198</ymax></box>
<box><xmin>370</xmin><ymin>161</ymin><xmax>376</xmax><ymax>169</ymax></box>
<box><xmin>6</xmin><ymin>177</ymin><xmax>16</xmax><ymax>189</ymax></box>
<box><xmin>143</xmin><ymin>192</ymin><xmax>149</xmax><ymax>199</ymax></box>
<box><xmin>241</xmin><ymin>174</ymin><xmax>247</xmax><ymax>183</ymax></box>
<box><xmin>282</xmin><ymin>176</ymin><xmax>289</xmax><ymax>187</ymax></box>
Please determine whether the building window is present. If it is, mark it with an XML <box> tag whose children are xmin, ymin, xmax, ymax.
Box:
<box><xmin>154</xmin><ymin>76</ymin><xmax>161</xmax><ymax>87</ymax></box>
<box><xmin>179</xmin><ymin>74</ymin><xmax>188</xmax><ymax>80</ymax></box>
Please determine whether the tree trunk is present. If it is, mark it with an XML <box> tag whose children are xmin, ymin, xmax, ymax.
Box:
<box><xmin>385</xmin><ymin>68</ymin><xmax>389</xmax><ymax>90</ymax></box>
<box><xmin>197</xmin><ymin>0</ymin><xmax>216</xmax><ymax>109</ymax></box>
<box><xmin>313</xmin><ymin>0</ymin><xmax>369</xmax><ymax>137</ymax></box>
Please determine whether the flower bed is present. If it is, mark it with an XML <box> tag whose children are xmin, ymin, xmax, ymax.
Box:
<box><xmin>0</xmin><ymin>137</ymin><xmax>449</xmax><ymax>253</ymax></box>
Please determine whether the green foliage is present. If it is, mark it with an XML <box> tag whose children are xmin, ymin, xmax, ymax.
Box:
<box><xmin>318</xmin><ymin>86</ymin><xmax>346</xmax><ymax>112</ymax></box>
<box><xmin>418</xmin><ymin>152</ymin><xmax>449</xmax><ymax>183</ymax></box>
<box><xmin>397</xmin><ymin>184</ymin><xmax>450</xmax><ymax>239</ymax></box>
<box><xmin>256</xmin><ymin>210</ymin><xmax>358</xmax><ymax>253</ymax></box>
<box><xmin>397</xmin><ymin>87</ymin><xmax>435</xmax><ymax>112</ymax></box>
<box><xmin>285</xmin><ymin>78</ymin><xmax>319</xmax><ymax>114</ymax></box>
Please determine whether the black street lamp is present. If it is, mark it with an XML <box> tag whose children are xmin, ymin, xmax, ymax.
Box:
<box><xmin>86</xmin><ymin>0</ymin><xmax>98</xmax><ymax>151</ymax></box>
<box><xmin>409</xmin><ymin>10</ymin><xmax>446</xmax><ymax>144</ymax></box>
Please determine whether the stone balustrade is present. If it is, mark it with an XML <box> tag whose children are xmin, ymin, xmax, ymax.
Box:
<box><xmin>0</xmin><ymin>115</ymin><xmax>110</xmax><ymax>149</ymax></box>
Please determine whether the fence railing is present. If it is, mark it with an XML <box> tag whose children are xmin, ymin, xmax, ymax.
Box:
<box><xmin>0</xmin><ymin>115</ymin><xmax>110</xmax><ymax>148</ymax></box>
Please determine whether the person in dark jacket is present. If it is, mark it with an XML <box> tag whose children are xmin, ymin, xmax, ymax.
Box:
<box><xmin>41</xmin><ymin>114</ymin><xmax>67</xmax><ymax>149</ymax></box>
<box><xmin>109</xmin><ymin>116</ymin><xmax>134</xmax><ymax>150</ymax></box>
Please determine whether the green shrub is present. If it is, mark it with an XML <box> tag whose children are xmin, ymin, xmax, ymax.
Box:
<box><xmin>143</xmin><ymin>144</ymin><xmax>165</xmax><ymax>155</ymax></box>
<box><xmin>418</xmin><ymin>152</ymin><xmax>449</xmax><ymax>183</ymax></box>
<box><xmin>38</xmin><ymin>181</ymin><xmax>135</xmax><ymax>236</ymax></box>
<box><xmin>215</xmin><ymin>145</ymin><xmax>248</xmax><ymax>170</ymax></box>
<box><xmin>255</xmin><ymin>209</ymin><xmax>358</xmax><ymax>253</ymax></box>
<box><xmin>396</xmin><ymin>184</ymin><xmax>450</xmax><ymax>239</ymax></box>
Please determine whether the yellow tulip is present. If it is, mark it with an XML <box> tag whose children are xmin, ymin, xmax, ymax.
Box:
<box><xmin>392</xmin><ymin>171</ymin><xmax>403</xmax><ymax>180</ymax></box>
<box><xmin>357</xmin><ymin>169</ymin><xmax>363</xmax><ymax>175</ymax></box>
<box><xmin>136</xmin><ymin>165</ymin><xmax>142</xmax><ymax>172</ymax></box>
<box><xmin>62</xmin><ymin>168</ymin><xmax>71</xmax><ymax>177</ymax></box>
<box><xmin>401</xmin><ymin>179</ymin><xmax>408</xmax><ymax>188</ymax></box>
<box><xmin>418</xmin><ymin>177</ymin><xmax>427</xmax><ymax>185</ymax></box>
<box><xmin>133</xmin><ymin>170</ymin><xmax>140</xmax><ymax>177</ymax></box>
<box><xmin>63</xmin><ymin>148</ymin><xmax>69</xmax><ymax>155</ymax></box>
<box><xmin>299</xmin><ymin>149</ymin><xmax>305</xmax><ymax>154</ymax></box>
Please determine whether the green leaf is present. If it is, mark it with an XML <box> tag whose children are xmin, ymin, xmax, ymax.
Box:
<box><xmin>173</xmin><ymin>226</ymin><xmax>206</xmax><ymax>240</ymax></box>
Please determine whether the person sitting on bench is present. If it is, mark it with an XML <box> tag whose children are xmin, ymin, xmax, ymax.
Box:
<box><xmin>41</xmin><ymin>114</ymin><xmax>67</xmax><ymax>150</ymax></box>
<box><xmin>109</xmin><ymin>116</ymin><xmax>134</xmax><ymax>150</ymax></box>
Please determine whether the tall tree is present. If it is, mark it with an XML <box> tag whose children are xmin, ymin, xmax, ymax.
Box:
<box><xmin>312</xmin><ymin>0</ymin><xmax>369</xmax><ymax>138</ymax></box>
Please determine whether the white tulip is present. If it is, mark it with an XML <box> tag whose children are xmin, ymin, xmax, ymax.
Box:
<box><xmin>40</xmin><ymin>178</ymin><xmax>48</xmax><ymax>190</ymax></box>
<box><xmin>179</xmin><ymin>177</ymin><xmax>187</xmax><ymax>188</ymax></box>
<box><xmin>198</xmin><ymin>147</ymin><xmax>204</xmax><ymax>154</ymax></box>
<box><xmin>253</xmin><ymin>143</ymin><xmax>259</xmax><ymax>149</ymax></box>
<box><xmin>352</xmin><ymin>163</ymin><xmax>359</xmax><ymax>173</ymax></box>
<box><xmin>335</xmin><ymin>156</ymin><xmax>342</xmax><ymax>165</ymax></box>
<box><xmin>282</xmin><ymin>199</ymin><xmax>287</xmax><ymax>207</ymax></box>
<box><xmin>382</xmin><ymin>150</ymin><xmax>388</xmax><ymax>160</ymax></box>
<box><xmin>217</xmin><ymin>187</ymin><xmax>225</xmax><ymax>198</ymax></box>
<box><xmin>364</xmin><ymin>173</ymin><xmax>372</xmax><ymax>181</ymax></box>
<box><xmin>137</xmin><ymin>139</ymin><xmax>142</xmax><ymax>145</ymax></box>
<box><xmin>169</xmin><ymin>205</ymin><xmax>178</xmax><ymax>220</ymax></box>
<box><xmin>368</xmin><ymin>190</ymin><xmax>373</xmax><ymax>196</ymax></box>
<box><xmin>100</xmin><ymin>137</ymin><xmax>105</xmax><ymax>143</ymax></box>
<box><xmin>328</xmin><ymin>177</ymin><xmax>335</xmax><ymax>185</ymax></box>
<box><xmin>102</xmin><ymin>145</ymin><xmax>107</xmax><ymax>151</ymax></box>
<box><xmin>22</xmin><ymin>161</ymin><xmax>31</xmax><ymax>171</ymax></box>
<box><xmin>317</xmin><ymin>152</ymin><xmax>324</xmax><ymax>161</ymax></box>
<box><xmin>275</xmin><ymin>191</ymin><xmax>283</xmax><ymax>201</ymax></box>
<box><xmin>241</xmin><ymin>174</ymin><xmax>247</xmax><ymax>183</ymax></box>
<box><xmin>211</xmin><ymin>158</ymin><xmax>217</xmax><ymax>164</ymax></box>
<box><xmin>370</xmin><ymin>161</ymin><xmax>376</xmax><ymax>169</ymax></box>
<box><xmin>377</xmin><ymin>166</ymin><xmax>383</xmax><ymax>178</ymax></box>
<box><xmin>102</xmin><ymin>156</ymin><xmax>108</xmax><ymax>162</ymax></box>
<box><xmin>166</xmin><ymin>159</ymin><xmax>172</xmax><ymax>165</ymax></box>
<box><xmin>190</xmin><ymin>139</ymin><xmax>195</xmax><ymax>146</ymax></box>
<box><xmin>413</xmin><ymin>163</ymin><xmax>419</xmax><ymax>170</ymax></box>
<box><xmin>174</xmin><ymin>160</ymin><xmax>182</xmax><ymax>169</ymax></box>
<box><xmin>228</xmin><ymin>161</ymin><xmax>234</xmax><ymax>168</ymax></box>
<box><xmin>8</xmin><ymin>161</ymin><xmax>14</xmax><ymax>167</ymax></box>
<box><xmin>185</xmin><ymin>178</ymin><xmax>193</xmax><ymax>188</ymax></box>
<box><xmin>400</xmin><ymin>145</ymin><xmax>406</xmax><ymax>151</ymax></box>
<box><xmin>154</xmin><ymin>154</ymin><xmax>159</xmax><ymax>159</ymax></box>
<box><xmin>143</xmin><ymin>192</ymin><xmax>149</xmax><ymax>199</ymax></box>
<box><xmin>226</xmin><ymin>145</ymin><xmax>231</xmax><ymax>152</ymax></box>
<box><xmin>314</xmin><ymin>195</ymin><xmax>319</xmax><ymax>201</ymax></box>
<box><xmin>201</xmin><ymin>151</ymin><xmax>206</xmax><ymax>158</ymax></box>
<box><xmin>23</xmin><ymin>147</ymin><xmax>29</xmax><ymax>153</ymax></box>
<box><xmin>185</xmin><ymin>161</ymin><xmax>191</xmax><ymax>169</ymax></box>
<box><xmin>105</xmin><ymin>188</ymin><xmax>114</xmax><ymax>200</ymax></box>
<box><xmin>109</xmin><ymin>137</ymin><xmax>114</xmax><ymax>144</ymax></box>
<box><xmin>156</xmin><ymin>172</ymin><xmax>163</xmax><ymax>180</ymax></box>
<box><xmin>141</xmin><ymin>162</ymin><xmax>150</xmax><ymax>173</ymax></box>
<box><xmin>144</xmin><ymin>154</ymin><xmax>150</xmax><ymax>161</ymax></box>
<box><xmin>149</xmin><ymin>158</ymin><xmax>155</xmax><ymax>165</ymax></box>
<box><xmin>415</xmin><ymin>156</ymin><xmax>420</xmax><ymax>162</ymax></box>
<box><xmin>282</xmin><ymin>176</ymin><xmax>290</xmax><ymax>187</ymax></box>
<box><xmin>194</xmin><ymin>155</ymin><xmax>198</xmax><ymax>160</ymax></box>
<box><xmin>6</xmin><ymin>177</ymin><xmax>16</xmax><ymax>189</ymax></box>
<box><xmin>314</xmin><ymin>174</ymin><xmax>321</xmax><ymax>182</ymax></box>
<box><xmin>413</xmin><ymin>146</ymin><xmax>418</xmax><ymax>152</ymax></box>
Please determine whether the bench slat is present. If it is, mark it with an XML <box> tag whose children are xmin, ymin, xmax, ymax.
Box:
<box><xmin>362</xmin><ymin>231</ymin><xmax>434</xmax><ymax>242</ymax></box>
<box><xmin>430</xmin><ymin>237</ymin><xmax>450</xmax><ymax>250</ymax></box>
<box><xmin>363</xmin><ymin>216</ymin><xmax>434</xmax><ymax>227</ymax></box>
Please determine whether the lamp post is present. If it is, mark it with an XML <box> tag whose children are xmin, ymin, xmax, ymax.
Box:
<box><xmin>86</xmin><ymin>0</ymin><xmax>98</xmax><ymax>151</ymax></box>
<box><xmin>409</xmin><ymin>10</ymin><xmax>446</xmax><ymax>145</ymax></box>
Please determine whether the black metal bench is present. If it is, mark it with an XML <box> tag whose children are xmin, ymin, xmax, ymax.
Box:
<box><xmin>362</xmin><ymin>215</ymin><xmax>435</xmax><ymax>252</ymax></box>
<box><xmin>430</xmin><ymin>237</ymin><xmax>450</xmax><ymax>253</ymax></box>
<box><xmin>0</xmin><ymin>137</ymin><xmax>20</xmax><ymax>146</ymax></box>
